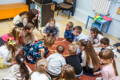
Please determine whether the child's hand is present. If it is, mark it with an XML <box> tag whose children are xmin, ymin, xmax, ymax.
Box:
<box><xmin>94</xmin><ymin>71</ymin><xmax>101</xmax><ymax>75</ymax></box>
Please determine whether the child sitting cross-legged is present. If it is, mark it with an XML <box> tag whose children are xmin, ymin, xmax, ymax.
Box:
<box><xmin>46</xmin><ymin>45</ymin><xmax>66</xmax><ymax>78</ymax></box>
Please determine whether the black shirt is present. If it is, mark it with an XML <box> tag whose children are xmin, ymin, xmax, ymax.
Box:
<box><xmin>66</xmin><ymin>55</ymin><xmax>83</xmax><ymax>75</ymax></box>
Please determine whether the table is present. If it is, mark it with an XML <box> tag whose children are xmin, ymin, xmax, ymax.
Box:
<box><xmin>85</xmin><ymin>16</ymin><xmax>112</xmax><ymax>33</ymax></box>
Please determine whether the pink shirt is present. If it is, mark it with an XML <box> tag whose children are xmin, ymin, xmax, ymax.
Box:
<box><xmin>101</xmin><ymin>63</ymin><xmax>120</xmax><ymax>80</ymax></box>
<box><xmin>1</xmin><ymin>34</ymin><xmax>14</xmax><ymax>42</ymax></box>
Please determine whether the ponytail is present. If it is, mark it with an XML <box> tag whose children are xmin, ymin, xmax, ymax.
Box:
<box><xmin>113</xmin><ymin>59</ymin><xmax>118</xmax><ymax>76</ymax></box>
<box><xmin>20</xmin><ymin>63</ymin><xmax>30</xmax><ymax>80</ymax></box>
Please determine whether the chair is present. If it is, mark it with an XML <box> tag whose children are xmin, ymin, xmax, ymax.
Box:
<box><xmin>57</xmin><ymin>0</ymin><xmax>76</xmax><ymax>18</ymax></box>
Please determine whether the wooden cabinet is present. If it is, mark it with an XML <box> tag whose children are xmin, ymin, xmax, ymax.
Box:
<box><xmin>34</xmin><ymin>1</ymin><xmax>54</xmax><ymax>27</ymax></box>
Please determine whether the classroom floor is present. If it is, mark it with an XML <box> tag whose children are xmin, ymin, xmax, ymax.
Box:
<box><xmin>0</xmin><ymin>13</ymin><xmax>120</xmax><ymax>79</ymax></box>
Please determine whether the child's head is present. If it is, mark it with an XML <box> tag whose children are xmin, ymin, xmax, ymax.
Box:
<box><xmin>15</xmin><ymin>54</ymin><xmax>30</xmax><ymax>80</ymax></box>
<box><xmin>48</xmin><ymin>18</ymin><xmax>55</xmax><ymax>27</ymax></box>
<box><xmin>90</xmin><ymin>27</ymin><xmax>102</xmax><ymax>38</ymax></box>
<box><xmin>73</xmin><ymin>26</ymin><xmax>82</xmax><ymax>36</ymax></box>
<box><xmin>36</xmin><ymin>59</ymin><xmax>47</xmax><ymax>73</ymax></box>
<box><xmin>28</xmin><ymin>9</ymin><xmax>38</xmax><ymax>22</ymax></box>
<box><xmin>99</xmin><ymin>49</ymin><xmax>118</xmax><ymax>76</ymax></box>
<box><xmin>61</xmin><ymin>64</ymin><xmax>76</xmax><ymax>80</ymax></box>
<box><xmin>44</xmin><ymin>35</ymin><xmax>55</xmax><ymax>47</ymax></box>
<box><xmin>68</xmin><ymin>44</ymin><xmax>77</xmax><ymax>55</ymax></box>
<box><xmin>19</xmin><ymin>11</ymin><xmax>28</xmax><ymax>18</ymax></box>
<box><xmin>99</xmin><ymin>49</ymin><xmax>114</xmax><ymax>64</ymax></box>
<box><xmin>66</xmin><ymin>21</ymin><xmax>74</xmax><ymax>30</ymax></box>
<box><xmin>56</xmin><ymin>45</ymin><xmax>65</xmax><ymax>54</ymax></box>
<box><xmin>10</xmin><ymin>26</ymin><xmax>23</xmax><ymax>40</ymax></box>
<box><xmin>24</xmin><ymin>22</ymin><xmax>35</xmax><ymax>33</ymax></box>
<box><xmin>100</xmin><ymin>37</ymin><xmax>110</xmax><ymax>48</ymax></box>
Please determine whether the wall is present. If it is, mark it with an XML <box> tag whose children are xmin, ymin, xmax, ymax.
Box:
<box><xmin>0</xmin><ymin>0</ymin><xmax>26</xmax><ymax>4</ymax></box>
<box><xmin>74</xmin><ymin>0</ymin><xmax>120</xmax><ymax>38</ymax></box>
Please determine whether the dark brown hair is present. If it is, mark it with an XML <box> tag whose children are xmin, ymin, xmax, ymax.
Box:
<box><xmin>15</xmin><ymin>54</ymin><xmax>29</xmax><ymax>80</ymax></box>
<box><xmin>99</xmin><ymin>49</ymin><xmax>118</xmax><ymax>76</ymax></box>
<box><xmin>100</xmin><ymin>37</ymin><xmax>110</xmax><ymax>45</ymax></box>
<box><xmin>19</xmin><ymin>11</ymin><xmax>28</xmax><ymax>16</ymax></box>
<box><xmin>28</xmin><ymin>9</ymin><xmax>38</xmax><ymax>28</ymax></box>
<box><xmin>56</xmin><ymin>45</ymin><xmax>65</xmax><ymax>54</ymax></box>
<box><xmin>73</xmin><ymin>26</ymin><xmax>82</xmax><ymax>34</ymax></box>
<box><xmin>79</xmin><ymin>39</ymin><xmax>100</xmax><ymax>71</ymax></box>
<box><xmin>90</xmin><ymin>27</ymin><xmax>103</xmax><ymax>36</ymax></box>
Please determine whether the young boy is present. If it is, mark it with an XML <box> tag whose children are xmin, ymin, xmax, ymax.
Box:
<box><xmin>72</xmin><ymin>26</ymin><xmax>88</xmax><ymax>41</ymax></box>
<box><xmin>100</xmin><ymin>37</ymin><xmax>112</xmax><ymax>52</ymax></box>
<box><xmin>64</xmin><ymin>21</ymin><xmax>74</xmax><ymax>42</ymax></box>
<box><xmin>47</xmin><ymin>45</ymin><xmax>66</xmax><ymax>77</ymax></box>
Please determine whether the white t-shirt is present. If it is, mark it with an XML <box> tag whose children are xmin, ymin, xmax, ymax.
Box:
<box><xmin>47</xmin><ymin>53</ymin><xmax>66</xmax><ymax>76</ymax></box>
<box><xmin>13</xmin><ymin>15</ymin><xmax>28</xmax><ymax>26</ymax></box>
<box><xmin>3</xmin><ymin>64</ymin><xmax>32</xmax><ymax>80</ymax></box>
<box><xmin>74</xmin><ymin>33</ymin><xmax>89</xmax><ymax>41</ymax></box>
<box><xmin>0</xmin><ymin>45</ymin><xmax>12</xmax><ymax>65</ymax></box>
<box><xmin>31</xmin><ymin>72</ymin><xmax>51</xmax><ymax>80</ymax></box>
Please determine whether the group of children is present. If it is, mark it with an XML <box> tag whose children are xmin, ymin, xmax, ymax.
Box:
<box><xmin>0</xmin><ymin>9</ymin><xmax>120</xmax><ymax>80</ymax></box>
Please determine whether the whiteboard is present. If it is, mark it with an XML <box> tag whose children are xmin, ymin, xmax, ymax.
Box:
<box><xmin>0</xmin><ymin>0</ymin><xmax>26</xmax><ymax>4</ymax></box>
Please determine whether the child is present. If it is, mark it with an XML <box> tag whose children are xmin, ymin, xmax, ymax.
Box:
<box><xmin>47</xmin><ymin>45</ymin><xmax>66</xmax><ymax>77</ymax></box>
<box><xmin>95</xmin><ymin>49</ymin><xmax>120</xmax><ymax>80</ymax></box>
<box><xmin>3</xmin><ymin>54</ymin><xmax>31</xmax><ymax>80</ymax></box>
<box><xmin>72</xmin><ymin>26</ymin><xmax>88</xmax><ymax>41</ymax></box>
<box><xmin>30</xmin><ymin>59</ymin><xmax>51</xmax><ymax>80</ymax></box>
<box><xmin>77</xmin><ymin>39</ymin><xmax>100</xmax><ymax>76</ymax></box>
<box><xmin>0</xmin><ymin>26</ymin><xmax>22</xmax><ymax>47</ymax></box>
<box><xmin>89</xmin><ymin>27</ymin><xmax>103</xmax><ymax>46</ymax></box>
<box><xmin>13</xmin><ymin>11</ymin><xmax>28</xmax><ymax>26</ymax></box>
<box><xmin>44</xmin><ymin>35</ymin><xmax>56</xmax><ymax>47</ymax></box>
<box><xmin>66</xmin><ymin>44</ymin><xmax>83</xmax><ymax>77</ymax></box>
<box><xmin>100</xmin><ymin>37</ymin><xmax>112</xmax><ymax>52</ymax></box>
<box><xmin>43</xmin><ymin>18</ymin><xmax>59</xmax><ymax>37</ymax></box>
<box><xmin>64</xmin><ymin>21</ymin><xmax>74</xmax><ymax>42</ymax></box>
<box><xmin>59</xmin><ymin>64</ymin><xmax>78</xmax><ymax>80</ymax></box>
<box><xmin>27</xmin><ymin>9</ymin><xmax>38</xmax><ymax>28</ymax></box>
<box><xmin>0</xmin><ymin>40</ymin><xmax>17</xmax><ymax>69</ymax></box>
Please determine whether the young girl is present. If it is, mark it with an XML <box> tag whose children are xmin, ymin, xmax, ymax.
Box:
<box><xmin>66</xmin><ymin>44</ymin><xmax>83</xmax><ymax>77</ymax></box>
<box><xmin>27</xmin><ymin>9</ymin><xmax>38</xmax><ymax>28</ymax></box>
<box><xmin>95</xmin><ymin>49</ymin><xmax>120</xmax><ymax>80</ymax></box>
<box><xmin>64</xmin><ymin>21</ymin><xmax>74</xmax><ymax>42</ymax></box>
<box><xmin>59</xmin><ymin>64</ymin><xmax>78</xmax><ymax>80</ymax></box>
<box><xmin>13</xmin><ymin>11</ymin><xmax>28</xmax><ymax>26</ymax></box>
<box><xmin>78</xmin><ymin>39</ymin><xmax>100</xmax><ymax>76</ymax></box>
<box><xmin>43</xmin><ymin>18</ymin><xmax>59</xmax><ymax>37</ymax></box>
<box><xmin>89</xmin><ymin>27</ymin><xmax>103</xmax><ymax>46</ymax></box>
<box><xmin>3</xmin><ymin>54</ymin><xmax>31</xmax><ymax>80</ymax></box>
<box><xmin>30</xmin><ymin>59</ymin><xmax>51</xmax><ymax>80</ymax></box>
<box><xmin>0</xmin><ymin>26</ymin><xmax>22</xmax><ymax>47</ymax></box>
<box><xmin>0</xmin><ymin>40</ymin><xmax>17</xmax><ymax>69</ymax></box>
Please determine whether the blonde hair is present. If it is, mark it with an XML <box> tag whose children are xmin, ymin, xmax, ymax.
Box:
<box><xmin>61</xmin><ymin>64</ymin><xmax>76</xmax><ymax>80</ymax></box>
<box><xmin>44</xmin><ymin>35</ymin><xmax>55</xmax><ymax>47</ymax></box>
<box><xmin>36</xmin><ymin>59</ymin><xmax>47</xmax><ymax>73</ymax></box>
<box><xmin>68</xmin><ymin>44</ymin><xmax>77</xmax><ymax>55</ymax></box>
